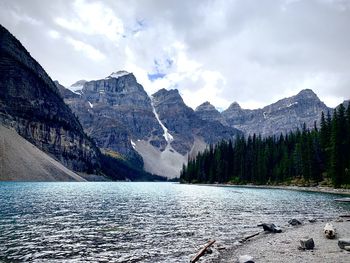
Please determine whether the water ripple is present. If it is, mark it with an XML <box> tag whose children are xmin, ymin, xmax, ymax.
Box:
<box><xmin>0</xmin><ymin>182</ymin><xmax>349</xmax><ymax>262</ymax></box>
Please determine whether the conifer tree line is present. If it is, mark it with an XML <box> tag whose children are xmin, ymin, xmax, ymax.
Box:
<box><xmin>180</xmin><ymin>103</ymin><xmax>350</xmax><ymax>188</ymax></box>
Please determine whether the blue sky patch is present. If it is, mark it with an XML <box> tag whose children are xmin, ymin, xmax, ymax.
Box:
<box><xmin>148</xmin><ymin>72</ymin><xmax>166</xmax><ymax>81</ymax></box>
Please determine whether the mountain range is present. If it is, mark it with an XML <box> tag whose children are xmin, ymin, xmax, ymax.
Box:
<box><xmin>58</xmin><ymin>73</ymin><xmax>332</xmax><ymax>178</ymax></box>
<box><xmin>0</xmin><ymin>24</ymin><xmax>344</xmax><ymax>180</ymax></box>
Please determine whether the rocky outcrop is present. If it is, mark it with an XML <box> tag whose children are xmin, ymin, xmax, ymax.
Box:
<box><xmin>221</xmin><ymin>89</ymin><xmax>330</xmax><ymax>137</ymax></box>
<box><xmin>0</xmin><ymin>24</ymin><xmax>100</xmax><ymax>173</ymax></box>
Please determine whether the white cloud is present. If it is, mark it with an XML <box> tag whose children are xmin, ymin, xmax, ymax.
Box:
<box><xmin>10</xmin><ymin>11</ymin><xmax>42</xmax><ymax>26</ymax></box>
<box><xmin>48</xmin><ymin>30</ymin><xmax>61</xmax><ymax>39</ymax></box>
<box><xmin>55</xmin><ymin>0</ymin><xmax>124</xmax><ymax>43</ymax></box>
<box><xmin>65</xmin><ymin>37</ymin><xmax>106</xmax><ymax>61</ymax></box>
<box><xmin>1</xmin><ymin>0</ymin><xmax>349</xmax><ymax>110</ymax></box>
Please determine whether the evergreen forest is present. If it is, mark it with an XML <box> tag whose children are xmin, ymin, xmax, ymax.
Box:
<box><xmin>180</xmin><ymin>104</ymin><xmax>350</xmax><ymax>188</ymax></box>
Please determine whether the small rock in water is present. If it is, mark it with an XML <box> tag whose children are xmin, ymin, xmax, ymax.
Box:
<box><xmin>288</xmin><ymin>219</ymin><xmax>302</xmax><ymax>226</ymax></box>
<box><xmin>338</xmin><ymin>239</ymin><xmax>350</xmax><ymax>249</ymax></box>
<box><xmin>238</xmin><ymin>254</ymin><xmax>254</xmax><ymax>263</ymax></box>
<box><xmin>258</xmin><ymin>223</ymin><xmax>282</xmax><ymax>233</ymax></box>
<box><xmin>299</xmin><ymin>237</ymin><xmax>315</xmax><ymax>250</ymax></box>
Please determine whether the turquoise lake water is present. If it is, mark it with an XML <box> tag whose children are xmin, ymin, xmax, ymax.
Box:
<box><xmin>0</xmin><ymin>182</ymin><xmax>349</xmax><ymax>262</ymax></box>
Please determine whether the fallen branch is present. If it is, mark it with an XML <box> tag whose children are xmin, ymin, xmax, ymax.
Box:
<box><xmin>240</xmin><ymin>232</ymin><xmax>260</xmax><ymax>242</ymax></box>
<box><xmin>190</xmin><ymin>240</ymin><xmax>216</xmax><ymax>263</ymax></box>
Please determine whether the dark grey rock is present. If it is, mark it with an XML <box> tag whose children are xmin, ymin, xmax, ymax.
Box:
<box><xmin>338</xmin><ymin>239</ymin><xmax>350</xmax><ymax>249</ymax></box>
<box><xmin>258</xmin><ymin>223</ymin><xmax>282</xmax><ymax>233</ymax></box>
<box><xmin>299</xmin><ymin>237</ymin><xmax>315</xmax><ymax>250</ymax></box>
<box><xmin>288</xmin><ymin>219</ymin><xmax>302</xmax><ymax>226</ymax></box>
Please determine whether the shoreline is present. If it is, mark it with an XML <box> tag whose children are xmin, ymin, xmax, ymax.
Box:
<box><xmin>210</xmin><ymin>219</ymin><xmax>350</xmax><ymax>263</ymax></box>
<box><xmin>195</xmin><ymin>183</ymin><xmax>350</xmax><ymax>196</ymax></box>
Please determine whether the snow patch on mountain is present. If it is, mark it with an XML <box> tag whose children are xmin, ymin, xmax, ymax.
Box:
<box><xmin>107</xmin><ymin>71</ymin><xmax>130</xmax><ymax>79</ymax></box>
<box><xmin>69</xmin><ymin>80</ymin><xmax>87</xmax><ymax>92</ymax></box>
<box><xmin>130</xmin><ymin>140</ymin><xmax>136</xmax><ymax>149</ymax></box>
<box><xmin>151</xmin><ymin>97</ymin><xmax>174</xmax><ymax>143</ymax></box>
<box><xmin>287</xmin><ymin>102</ymin><xmax>299</xmax><ymax>108</ymax></box>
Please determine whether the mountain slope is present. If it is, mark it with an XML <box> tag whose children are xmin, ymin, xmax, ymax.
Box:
<box><xmin>0</xmin><ymin>24</ymin><xmax>101</xmax><ymax>174</ymax></box>
<box><xmin>0</xmin><ymin>125</ymin><xmax>85</xmax><ymax>181</ymax></box>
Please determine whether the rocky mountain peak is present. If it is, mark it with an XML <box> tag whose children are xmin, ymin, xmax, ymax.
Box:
<box><xmin>195</xmin><ymin>101</ymin><xmax>215</xmax><ymax>111</ymax></box>
<box><xmin>195</xmin><ymin>101</ymin><xmax>224</xmax><ymax>123</ymax></box>
<box><xmin>152</xmin><ymin>88</ymin><xmax>184</xmax><ymax>106</ymax></box>
<box><xmin>228</xmin><ymin>101</ymin><xmax>242</xmax><ymax>110</ymax></box>
<box><xmin>222</xmin><ymin>102</ymin><xmax>243</xmax><ymax>119</ymax></box>
<box><xmin>70</xmin><ymin>80</ymin><xmax>87</xmax><ymax>91</ymax></box>
<box><xmin>296</xmin><ymin>89</ymin><xmax>318</xmax><ymax>99</ymax></box>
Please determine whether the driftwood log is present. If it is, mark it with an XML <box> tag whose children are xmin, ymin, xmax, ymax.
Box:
<box><xmin>240</xmin><ymin>232</ymin><xmax>260</xmax><ymax>243</ymax></box>
<box><xmin>190</xmin><ymin>240</ymin><xmax>216</xmax><ymax>263</ymax></box>
<box><xmin>324</xmin><ymin>223</ymin><xmax>336</xmax><ymax>239</ymax></box>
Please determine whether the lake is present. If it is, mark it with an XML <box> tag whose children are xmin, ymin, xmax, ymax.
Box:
<box><xmin>0</xmin><ymin>182</ymin><xmax>349</xmax><ymax>262</ymax></box>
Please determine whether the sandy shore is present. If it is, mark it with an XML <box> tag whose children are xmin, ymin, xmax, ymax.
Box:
<box><xmin>208</xmin><ymin>219</ymin><xmax>350</xmax><ymax>263</ymax></box>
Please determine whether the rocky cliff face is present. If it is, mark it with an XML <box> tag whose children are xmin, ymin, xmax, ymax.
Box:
<box><xmin>58</xmin><ymin>72</ymin><xmax>166</xmax><ymax>167</ymax></box>
<box><xmin>0</xmin><ymin>24</ymin><xmax>100</xmax><ymax>173</ymax></box>
<box><xmin>220</xmin><ymin>89</ymin><xmax>330</xmax><ymax>137</ymax></box>
<box><xmin>60</xmin><ymin>77</ymin><xmax>242</xmax><ymax>178</ymax></box>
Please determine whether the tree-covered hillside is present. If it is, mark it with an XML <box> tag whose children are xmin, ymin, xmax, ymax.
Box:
<box><xmin>180</xmin><ymin>104</ymin><xmax>350</xmax><ymax>188</ymax></box>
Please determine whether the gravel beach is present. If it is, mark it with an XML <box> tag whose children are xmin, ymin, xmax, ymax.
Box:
<box><xmin>209</xmin><ymin>219</ymin><xmax>350</xmax><ymax>263</ymax></box>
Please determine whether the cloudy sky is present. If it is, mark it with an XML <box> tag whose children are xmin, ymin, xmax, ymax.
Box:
<box><xmin>1</xmin><ymin>0</ymin><xmax>349</xmax><ymax>110</ymax></box>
